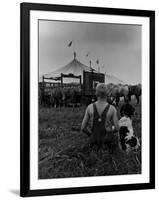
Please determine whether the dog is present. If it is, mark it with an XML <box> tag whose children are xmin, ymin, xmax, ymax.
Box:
<box><xmin>119</xmin><ymin>126</ymin><xmax>139</xmax><ymax>152</ymax></box>
<box><xmin>118</xmin><ymin>104</ymin><xmax>140</xmax><ymax>152</ymax></box>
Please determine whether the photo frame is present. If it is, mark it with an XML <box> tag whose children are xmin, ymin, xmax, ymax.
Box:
<box><xmin>20</xmin><ymin>2</ymin><xmax>155</xmax><ymax>197</ymax></box>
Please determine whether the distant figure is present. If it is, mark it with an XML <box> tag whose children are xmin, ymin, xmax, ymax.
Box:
<box><xmin>81</xmin><ymin>83</ymin><xmax>119</xmax><ymax>150</ymax></box>
<box><xmin>128</xmin><ymin>84</ymin><xmax>141</xmax><ymax>104</ymax></box>
<box><xmin>119</xmin><ymin>103</ymin><xmax>140</xmax><ymax>152</ymax></box>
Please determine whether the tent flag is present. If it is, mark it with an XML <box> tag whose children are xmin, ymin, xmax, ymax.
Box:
<box><xmin>68</xmin><ymin>41</ymin><xmax>72</xmax><ymax>47</ymax></box>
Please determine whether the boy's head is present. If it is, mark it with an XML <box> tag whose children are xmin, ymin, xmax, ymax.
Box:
<box><xmin>95</xmin><ymin>83</ymin><xmax>107</xmax><ymax>99</ymax></box>
<box><xmin>120</xmin><ymin>103</ymin><xmax>135</xmax><ymax>118</ymax></box>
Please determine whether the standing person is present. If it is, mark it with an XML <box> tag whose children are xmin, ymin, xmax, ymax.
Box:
<box><xmin>81</xmin><ymin>83</ymin><xmax>119</xmax><ymax>150</ymax></box>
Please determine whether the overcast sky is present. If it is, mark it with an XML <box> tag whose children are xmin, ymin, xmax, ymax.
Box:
<box><xmin>39</xmin><ymin>20</ymin><xmax>141</xmax><ymax>84</ymax></box>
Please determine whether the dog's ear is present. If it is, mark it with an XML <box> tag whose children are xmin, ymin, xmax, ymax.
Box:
<box><xmin>119</xmin><ymin>126</ymin><xmax>129</xmax><ymax>133</ymax></box>
<box><xmin>119</xmin><ymin>126</ymin><xmax>129</xmax><ymax>138</ymax></box>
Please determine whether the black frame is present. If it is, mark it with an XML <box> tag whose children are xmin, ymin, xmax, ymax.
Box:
<box><xmin>20</xmin><ymin>2</ymin><xmax>155</xmax><ymax>197</ymax></box>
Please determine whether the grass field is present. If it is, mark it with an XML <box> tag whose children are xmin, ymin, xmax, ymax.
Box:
<box><xmin>38</xmin><ymin>100</ymin><xmax>141</xmax><ymax>179</ymax></box>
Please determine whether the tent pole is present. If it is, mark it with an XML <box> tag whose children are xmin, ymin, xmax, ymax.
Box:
<box><xmin>61</xmin><ymin>73</ymin><xmax>63</xmax><ymax>88</ymax></box>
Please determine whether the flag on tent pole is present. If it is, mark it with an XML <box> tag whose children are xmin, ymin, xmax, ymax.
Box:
<box><xmin>89</xmin><ymin>60</ymin><xmax>92</xmax><ymax>69</ymax></box>
<box><xmin>86</xmin><ymin>53</ymin><xmax>89</xmax><ymax>57</ymax></box>
<box><xmin>68</xmin><ymin>41</ymin><xmax>72</xmax><ymax>47</ymax></box>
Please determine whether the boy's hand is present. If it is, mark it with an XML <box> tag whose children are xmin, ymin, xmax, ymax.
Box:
<box><xmin>106</xmin><ymin>126</ymin><xmax>118</xmax><ymax>134</ymax></box>
<box><xmin>81</xmin><ymin>128</ymin><xmax>91</xmax><ymax>136</ymax></box>
<box><xmin>105</xmin><ymin>127</ymin><xmax>113</xmax><ymax>133</ymax></box>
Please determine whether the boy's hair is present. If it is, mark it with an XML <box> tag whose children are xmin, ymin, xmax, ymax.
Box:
<box><xmin>120</xmin><ymin>103</ymin><xmax>135</xmax><ymax>118</ymax></box>
<box><xmin>95</xmin><ymin>83</ymin><xmax>107</xmax><ymax>99</ymax></box>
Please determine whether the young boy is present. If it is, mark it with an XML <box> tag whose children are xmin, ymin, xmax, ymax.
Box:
<box><xmin>119</xmin><ymin>103</ymin><xmax>139</xmax><ymax>152</ymax></box>
<box><xmin>81</xmin><ymin>83</ymin><xmax>119</xmax><ymax>149</ymax></box>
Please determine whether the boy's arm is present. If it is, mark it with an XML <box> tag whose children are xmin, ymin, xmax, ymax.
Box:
<box><xmin>111</xmin><ymin>107</ymin><xmax>119</xmax><ymax>133</ymax></box>
<box><xmin>81</xmin><ymin>106</ymin><xmax>90</xmax><ymax>132</ymax></box>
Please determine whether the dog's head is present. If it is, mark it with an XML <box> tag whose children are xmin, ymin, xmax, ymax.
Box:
<box><xmin>126</xmin><ymin>136</ymin><xmax>140</xmax><ymax>151</ymax></box>
<box><xmin>126</xmin><ymin>136</ymin><xmax>137</xmax><ymax>147</ymax></box>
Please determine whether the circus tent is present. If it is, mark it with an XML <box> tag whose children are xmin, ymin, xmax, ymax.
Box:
<box><xmin>40</xmin><ymin>52</ymin><xmax>125</xmax><ymax>84</ymax></box>
<box><xmin>105</xmin><ymin>74</ymin><xmax>126</xmax><ymax>85</ymax></box>
<box><xmin>43</xmin><ymin>52</ymin><xmax>98</xmax><ymax>83</ymax></box>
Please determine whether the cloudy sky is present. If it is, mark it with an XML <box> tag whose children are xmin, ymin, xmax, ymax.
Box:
<box><xmin>39</xmin><ymin>20</ymin><xmax>141</xmax><ymax>84</ymax></box>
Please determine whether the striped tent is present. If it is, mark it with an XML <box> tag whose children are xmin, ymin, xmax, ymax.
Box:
<box><xmin>105</xmin><ymin>73</ymin><xmax>126</xmax><ymax>85</ymax></box>
<box><xmin>43</xmin><ymin>53</ymin><xmax>97</xmax><ymax>83</ymax></box>
<box><xmin>40</xmin><ymin>52</ymin><xmax>125</xmax><ymax>85</ymax></box>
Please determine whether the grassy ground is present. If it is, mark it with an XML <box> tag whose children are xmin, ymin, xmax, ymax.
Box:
<box><xmin>38</xmin><ymin>100</ymin><xmax>141</xmax><ymax>179</ymax></box>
